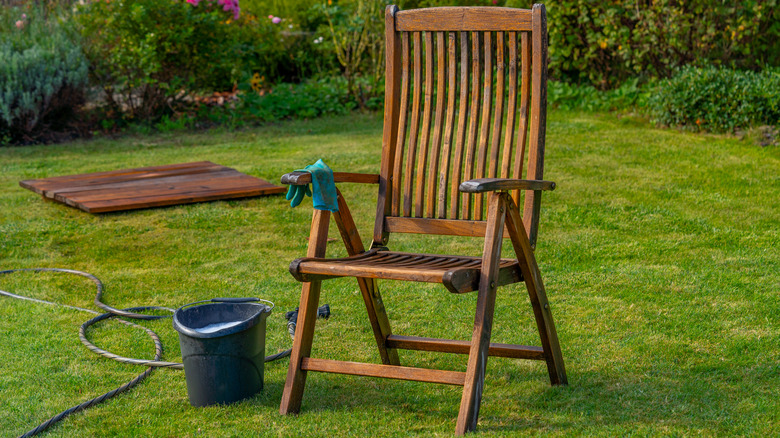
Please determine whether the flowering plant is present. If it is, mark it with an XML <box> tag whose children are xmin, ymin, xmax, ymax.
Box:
<box><xmin>186</xmin><ymin>0</ymin><xmax>240</xmax><ymax>20</ymax></box>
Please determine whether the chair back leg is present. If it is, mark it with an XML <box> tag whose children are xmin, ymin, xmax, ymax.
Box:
<box><xmin>333</xmin><ymin>190</ymin><xmax>400</xmax><ymax>365</ymax></box>
<box><xmin>504</xmin><ymin>193</ymin><xmax>567</xmax><ymax>385</ymax></box>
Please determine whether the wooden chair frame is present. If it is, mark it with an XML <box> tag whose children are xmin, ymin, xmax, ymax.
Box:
<box><xmin>279</xmin><ymin>4</ymin><xmax>567</xmax><ymax>434</ymax></box>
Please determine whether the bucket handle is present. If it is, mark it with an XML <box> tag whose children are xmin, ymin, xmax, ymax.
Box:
<box><xmin>177</xmin><ymin>298</ymin><xmax>275</xmax><ymax>312</ymax></box>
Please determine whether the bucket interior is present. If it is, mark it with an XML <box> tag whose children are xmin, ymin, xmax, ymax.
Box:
<box><xmin>174</xmin><ymin>302</ymin><xmax>270</xmax><ymax>338</ymax></box>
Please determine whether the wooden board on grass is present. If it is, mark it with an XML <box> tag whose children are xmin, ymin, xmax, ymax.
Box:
<box><xmin>20</xmin><ymin>161</ymin><xmax>285</xmax><ymax>213</ymax></box>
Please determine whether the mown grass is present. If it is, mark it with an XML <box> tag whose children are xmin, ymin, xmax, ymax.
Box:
<box><xmin>1</xmin><ymin>112</ymin><xmax>778</xmax><ymax>437</ymax></box>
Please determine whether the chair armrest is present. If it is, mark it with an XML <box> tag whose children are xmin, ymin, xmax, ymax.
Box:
<box><xmin>459</xmin><ymin>178</ymin><xmax>556</xmax><ymax>193</ymax></box>
<box><xmin>281</xmin><ymin>171</ymin><xmax>381</xmax><ymax>186</ymax></box>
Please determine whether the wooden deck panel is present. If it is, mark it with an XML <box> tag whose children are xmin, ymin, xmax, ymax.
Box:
<box><xmin>19</xmin><ymin>161</ymin><xmax>285</xmax><ymax>213</ymax></box>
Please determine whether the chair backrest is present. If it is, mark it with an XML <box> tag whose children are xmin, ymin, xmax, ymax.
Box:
<box><xmin>373</xmin><ymin>4</ymin><xmax>548</xmax><ymax>249</ymax></box>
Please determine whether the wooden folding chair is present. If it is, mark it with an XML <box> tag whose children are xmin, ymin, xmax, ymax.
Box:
<box><xmin>279</xmin><ymin>4</ymin><xmax>567</xmax><ymax>434</ymax></box>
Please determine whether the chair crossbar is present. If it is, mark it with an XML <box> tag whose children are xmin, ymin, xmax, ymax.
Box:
<box><xmin>301</xmin><ymin>358</ymin><xmax>466</xmax><ymax>386</ymax></box>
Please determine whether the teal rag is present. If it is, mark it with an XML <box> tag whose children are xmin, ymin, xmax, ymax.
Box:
<box><xmin>285</xmin><ymin>159</ymin><xmax>338</xmax><ymax>212</ymax></box>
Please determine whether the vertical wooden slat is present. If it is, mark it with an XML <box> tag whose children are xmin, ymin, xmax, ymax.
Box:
<box><xmin>525</xmin><ymin>5</ymin><xmax>548</xmax><ymax>247</ymax></box>
<box><xmin>415</xmin><ymin>32</ymin><xmax>434</xmax><ymax>218</ymax></box>
<box><xmin>403</xmin><ymin>32</ymin><xmax>423</xmax><ymax>217</ymax></box>
<box><xmin>426</xmin><ymin>32</ymin><xmax>446</xmax><ymax>218</ymax></box>
<box><xmin>474</xmin><ymin>31</ymin><xmax>493</xmax><ymax>221</ymax></box>
<box><xmin>449</xmin><ymin>32</ymin><xmax>470</xmax><ymax>219</ymax></box>
<box><xmin>462</xmin><ymin>32</ymin><xmax>482</xmax><ymax>220</ymax></box>
<box><xmin>438</xmin><ymin>32</ymin><xmax>457</xmax><ymax>219</ymax></box>
<box><xmin>488</xmin><ymin>32</ymin><xmax>505</xmax><ymax>180</ymax></box>
<box><xmin>512</xmin><ymin>31</ymin><xmax>531</xmax><ymax>207</ymax></box>
<box><xmin>391</xmin><ymin>31</ymin><xmax>411</xmax><ymax>218</ymax></box>
<box><xmin>500</xmin><ymin>33</ymin><xmax>518</xmax><ymax>179</ymax></box>
<box><xmin>374</xmin><ymin>6</ymin><xmax>402</xmax><ymax>246</ymax></box>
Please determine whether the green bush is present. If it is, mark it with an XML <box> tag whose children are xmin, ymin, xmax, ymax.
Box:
<box><xmin>75</xmin><ymin>0</ymin><xmax>244</xmax><ymax>121</ymax></box>
<box><xmin>530</xmin><ymin>0</ymin><xmax>780</xmax><ymax>88</ymax></box>
<box><xmin>548</xmin><ymin>78</ymin><xmax>649</xmax><ymax>111</ymax></box>
<box><xmin>237</xmin><ymin>76</ymin><xmax>358</xmax><ymax>121</ymax></box>
<box><xmin>0</xmin><ymin>6</ymin><xmax>88</xmax><ymax>145</ymax></box>
<box><xmin>647</xmin><ymin>66</ymin><xmax>780</xmax><ymax>133</ymax></box>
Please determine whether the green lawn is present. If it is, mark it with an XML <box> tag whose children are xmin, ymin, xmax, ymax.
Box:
<box><xmin>1</xmin><ymin>112</ymin><xmax>778</xmax><ymax>437</ymax></box>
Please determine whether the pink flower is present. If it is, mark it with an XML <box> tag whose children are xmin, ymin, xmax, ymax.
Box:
<box><xmin>15</xmin><ymin>20</ymin><xmax>24</xmax><ymax>29</ymax></box>
<box><xmin>272</xmin><ymin>16</ymin><xmax>281</xmax><ymax>24</ymax></box>
<box><xmin>186</xmin><ymin>0</ymin><xmax>201</xmax><ymax>5</ymax></box>
<box><xmin>21</xmin><ymin>13</ymin><xmax>27</xmax><ymax>19</ymax></box>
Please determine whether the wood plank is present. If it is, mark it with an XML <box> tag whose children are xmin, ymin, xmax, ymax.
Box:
<box><xmin>385</xmin><ymin>216</ymin><xmax>512</xmax><ymax>238</ymax></box>
<box><xmin>74</xmin><ymin>184</ymin><xmax>284</xmax><ymax>213</ymax></box>
<box><xmin>20</xmin><ymin>161</ymin><xmax>284</xmax><ymax>213</ymax></box>
<box><xmin>386</xmin><ymin>335</ymin><xmax>545</xmax><ymax>360</ymax></box>
<box><xmin>396</xmin><ymin>7</ymin><xmax>532</xmax><ymax>32</ymax></box>
<box><xmin>20</xmin><ymin>161</ymin><xmax>224</xmax><ymax>196</ymax></box>
<box><xmin>462</xmin><ymin>31</ymin><xmax>482</xmax><ymax>220</ymax></box>
<box><xmin>333</xmin><ymin>190</ymin><xmax>399</xmax><ymax>366</ymax></box>
<box><xmin>504</xmin><ymin>193</ymin><xmax>567</xmax><ymax>385</ymax></box>
<box><xmin>459</xmin><ymin>178</ymin><xmax>555</xmax><ymax>193</ymax></box>
<box><xmin>474</xmin><ymin>31</ymin><xmax>493</xmax><ymax>221</ymax></box>
<box><xmin>280</xmin><ymin>209</ymin><xmax>331</xmax><ymax>415</ymax></box>
<box><xmin>513</xmin><ymin>31</ymin><xmax>531</xmax><ymax>207</ymax></box>
<box><xmin>391</xmin><ymin>31</ymin><xmax>412</xmax><ymax>218</ymax></box>
<box><xmin>58</xmin><ymin>175</ymin><xmax>271</xmax><ymax>203</ymax></box>
<box><xmin>281</xmin><ymin>171</ymin><xmax>380</xmax><ymax>185</ymax></box>
<box><xmin>449</xmin><ymin>31</ymin><xmax>470</xmax><ymax>219</ymax></box>
<box><xmin>456</xmin><ymin>191</ymin><xmax>505</xmax><ymax>434</ymax></box>
<box><xmin>415</xmin><ymin>30</ymin><xmax>434</xmax><ymax>218</ymax></box>
<box><xmin>301</xmin><ymin>358</ymin><xmax>466</xmax><ymax>386</ymax></box>
<box><xmin>489</xmin><ymin>31</ymin><xmax>505</xmax><ymax>181</ymax></box>
<box><xmin>51</xmin><ymin>169</ymin><xmax>246</xmax><ymax>200</ymax></box>
<box><xmin>525</xmin><ymin>5</ymin><xmax>548</xmax><ymax>248</ymax></box>
<box><xmin>403</xmin><ymin>31</ymin><xmax>423</xmax><ymax>217</ymax></box>
<box><xmin>375</xmin><ymin>4</ymin><xmax>403</xmax><ymax>247</ymax></box>
<box><xmin>426</xmin><ymin>31</ymin><xmax>446</xmax><ymax>219</ymax></box>
<box><xmin>438</xmin><ymin>31</ymin><xmax>457</xmax><ymax>219</ymax></box>
<box><xmin>500</xmin><ymin>33</ymin><xmax>518</xmax><ymax>178</ymax></box>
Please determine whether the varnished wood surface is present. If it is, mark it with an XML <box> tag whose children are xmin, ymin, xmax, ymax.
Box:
<box><xmin>396</xmin><ymin>7</ymin><xmax>533</xmax><ymax>32</ymax></box>
<box><xmin>20</xmin><ymin>161</ymin><xmax>284</xmax><ymax>213</ymax></box>
<box><xmin>302</xmin><ymin>358</ymin><xmax>466</xmax><ymax>386</ymax></box>
<box><xmin>386</xmin><ymin>335</ymin><xmax>545</xmax><ymax>360</ymax></box>
<box><xmin>282</xmin><ymin>5</ymin><xmax>565</xmax><ymax>436</ymax></box>
<box><xmin>459</xmin><ymin>178</ymin><xmax>556</xmax><ymax>193</ymax></box>
<box><xmin>280</xmin><ymin>171</ymin><xmax>380</xmax><ymax>185</ymax></box>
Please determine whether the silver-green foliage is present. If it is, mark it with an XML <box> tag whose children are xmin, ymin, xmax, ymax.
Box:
<box><xmin>0</xmin><ymin>9</ymin><xmax>88</xmax><ymax>140</ymax></box>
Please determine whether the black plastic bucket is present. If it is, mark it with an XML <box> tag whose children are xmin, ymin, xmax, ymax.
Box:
<box><xmin>172</xmin><ymin>298</ymin><xmax>273</xmax><ymax>407</ymax></box>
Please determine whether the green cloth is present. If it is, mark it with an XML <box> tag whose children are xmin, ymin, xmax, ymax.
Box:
<box><xmin>285</xmin><ymin>159</ymin><xmax>339</xmax><ymax>212</ymax></box>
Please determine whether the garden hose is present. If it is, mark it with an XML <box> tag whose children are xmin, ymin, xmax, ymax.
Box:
<box><xmin>0</xmin><ymin>268</ymin><xmax>325</xmax><ymax>437</ymax></box>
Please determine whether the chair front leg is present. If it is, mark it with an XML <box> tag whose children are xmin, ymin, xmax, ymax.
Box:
<box><xmin>456</xmin><ymin>192</ymin><xmax>507</xmax><ymax>435</ymax></box>
<box><xmin>280</xmin><ymin>209</ymin><xmax>330</xmax><ymax>414</ymax></box>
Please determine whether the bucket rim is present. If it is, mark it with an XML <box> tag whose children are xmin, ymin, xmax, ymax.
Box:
<box><xmin>172</xmin><ymin>298</ymin><xmax>273</xmax><ymax>339</ymax></box>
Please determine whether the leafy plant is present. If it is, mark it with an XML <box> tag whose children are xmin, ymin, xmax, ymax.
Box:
<box><xmin>75</xmin><ymin>0</ymin><xmax>243</xmax><ymax>121</ymax></box>
<box><xmin>528</xmin><ymin>0</ymin><xmax>780</xmax><ymax>89</ymax></box>
<box><xmin>647</xmin><ymin>66</ymin><xmax>780</xmax><ymax>133</ymax></box>
<box><xmin>0</xmin><ymin>5</ymin><xmax>88</xmax><ymax>144</ymax></box>
<box><xmin>311</xmin><ymin>0</ymin><xmax>386</xmax><ymax>109</ymax></box>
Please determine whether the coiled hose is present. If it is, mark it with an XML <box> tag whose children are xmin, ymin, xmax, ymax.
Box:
<box><xmin>0</xmin><ymin>268</ymin><xmax>302</xmax><ymax>438</ymax></box>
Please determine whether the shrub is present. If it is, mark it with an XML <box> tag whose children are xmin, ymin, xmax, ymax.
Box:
<box><xmin>0</xmin><ymin>6</ymin><xmax>88</xmax><ymax>144</ymax></box>
<box><xmin>548</xmin><ymin>79</ymin><xmax>649</xmax><ymax>111</ymax></box>
<box><xmin>515</xmin><ymin>0</ymin><xmax>780</xmax><ymax>89</ymax></box>
<box><xmin>647</xmin><ymin>66</ymin><xmax>780</xmax><ymax>133</ymax></box>
<box><xmin>75</xmin><ymin>0</ymin><xmax>244</xmax><ymax>121</ymax></box>
<box><xmin>237</xmin><ymin>76</ymin><xmax>357</xmax><ymax>121</ymax></box>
